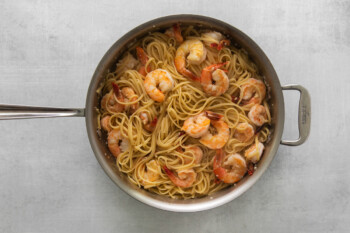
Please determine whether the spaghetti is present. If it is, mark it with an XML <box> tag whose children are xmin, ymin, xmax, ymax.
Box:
<box><xmin>96</xmin><ymin>25</ymin><xmax>271</xmax><ymax>199</ymax></box>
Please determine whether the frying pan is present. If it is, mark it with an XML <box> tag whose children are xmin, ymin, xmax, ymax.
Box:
<box><xmin>0</xmin><ymin>14</ymin><xmax>311</xmax><ymax>212</ymax></box>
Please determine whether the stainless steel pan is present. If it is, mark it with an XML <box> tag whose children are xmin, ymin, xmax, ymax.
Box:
<box><xmin>0</xmin><ymin>15</ymin><xmax>311</xmax><ymax>212</ymax></box>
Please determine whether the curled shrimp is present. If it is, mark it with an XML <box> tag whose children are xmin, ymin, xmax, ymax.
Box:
<box><xmin>200</xmin><ymin>62</ymin><xmax>229</xmax><ymax>96</ymax></box>
<box><xmin>240</xmin><ymin>78</ymin><xmax>266</xmax><ymax>105</ymax></box>
<box><xmin>144</xmin><ymin>69</ymin><xmax>174</xmax><ymax>102</ymax></box>
<box><xmin>233</xmin><ymin>123</ymin><xmax>254</xmax><ymax>142</ymax></box>
<box><xmin>165</xmin><ymin>23</ymin><xmax>183</xmax><ymax>43</ymax></box>
<box><xmin>244</xmin><ymin>142</ymin><xmax>264</xmax><ymax>163</ymax></box>
<box><xmin>116</xmin><ymin>52</ymin><xmax>139</xmax><ymax>73</ymax></box>
<box><xmin>136</xmin><ymin>46</ymin><xmax>151</xmax><ymax>76</ymax></box>
<box><xmin>175</xmin><ymin>39</ymin><xmax>207</xmax><ymax>81</ymax></box>
<box><xmin>121</xmin><ymin>87</ymin><xmax>139</xmax><ymax>113</ymax></box>
<box><xmin>141</xmin><ymin>160</ymin><xmax>160</xmax><ymax>187</ymax></box>
<box><xmin>163</xmin><ymin>166</ymin><xmax>197</xmax><ymax>188</ymax></box>
<box><xmin>139</xmin><ymin>112</ymin><xmax>149</xmax><ymax>125</ymax></box>
<box><xmin>202</xmin><ymin>31</ymin><xmax>230</xmax><ymax>50</ymax></box>
<box><xmin>107</xmin><ymin>129</ymin><xmax>129</xmax><ymax>157</ymax></box>
<box><xmin>100</xmin><ymin>83</ymin><xmax>125</xmax><ymax>113</ymax></box>
<box><xmin>143</xmin><ymin>117</ymin><xmax>157</xmax><ymax>132</ymax></box>
<box><xmin>199</xmin><ymin>111</ymin><xmax>230</xmax><ymax>149</ymax></box>
<box><xmin>181</xmin><ymin>112</ymin><xmax>210</xmax><ymax>138</ymax></box>
<box><xmin>177</xmin><ymin>146</ymin><xmax>203</xmax><ymax>165</ymax></box>
<box><xmin>139</xmin><ymin>112</ymin><xmax>157</xmax><ymax>132</ymax></box>
<box><xmin>248</xmin><ymin>104</ymin><xmax>268</xmax><ymax>126</ymax></box>
<box><xmin>213</xmin><ymin>149</ymin><xmax>247</xmax><ymax>184</ymax></box>
<box><xmin>101</xmin><ymin>115</ymin><xmax>112</xmax><ymax>132</ymax></box>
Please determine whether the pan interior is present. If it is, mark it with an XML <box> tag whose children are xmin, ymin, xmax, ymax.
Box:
<box><xmin>85</xmin><ymin>15</ymin><xmax>284</xmax><ymax>212</ymax></box>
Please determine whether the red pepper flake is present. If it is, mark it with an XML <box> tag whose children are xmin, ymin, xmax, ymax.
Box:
<box><xmin>214</xmin><ymin>178</ymin><xmax>222</xmax><ymax>184</ymax></box>
<box><xmin>210</xmin><ymin>43</ymin><xmax>218</xmax><ymax>48</ymax></box>
<box><xmin>254</xmin><ymin>123</ymin><xmax>266</xmax><ymax>135</ymax></box>
<box><xmin>112</xmin><ymin>82</ymin><xmax>120</xmax><ymax>95</ymax></box>
<box><xmin>179</xmin><ymin>131</ymin><xmax>186</xmax><ymax>136</ymax></box>
<box><xmin>247</xmin><ymin>163</ymin><xmax>255</xmax><ymax>176</ymax></box>
<box><xmin>217</xmin><ymin>40</ymin><xmax>230</xmax><ymax>50</ymax></box>
<box><xmin>231</xmin><ymin>96</ymin><xmax>239</xmax><ymax>103</ymax></box>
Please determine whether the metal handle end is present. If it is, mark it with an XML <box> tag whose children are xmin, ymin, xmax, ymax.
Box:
<box><xmin>281</xmin><ymin>85</ymin><xmax>311</xmax><ymax>146</ymax></box>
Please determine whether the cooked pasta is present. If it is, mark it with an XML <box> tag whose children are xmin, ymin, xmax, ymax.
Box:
<box><xmin>96</xmin><ymin>25</ymin><xmax>271</xmax><ymax>199</ymax></box>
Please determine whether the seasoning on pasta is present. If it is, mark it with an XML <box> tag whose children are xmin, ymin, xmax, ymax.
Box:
<box><xmin>96</xmin><ymin>24</ymin><xmax>271</xmax><ymax>199</ymax></box>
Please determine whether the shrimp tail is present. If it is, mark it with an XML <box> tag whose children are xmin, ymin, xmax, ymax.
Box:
<box><xmin>181</xmin><ymin>67</ymin><xmax>200</xmax><ymax>82</ymax></box>
<box><xmin>213</xmin><ymin>149</ymin><xmax>227</xmax><ymax>181</ymax></box>
<box><xmin>210</xmin><ymin>40</ymin><xmax>230</xmax><ymax>50</ymax></box>
<box><xmin>205</xmin><ymin>111</ymin><xmax>222</xmax><ymax>121</ymax></box>
<box><xmin>210</xmin><ymin>43</ymin><xmax>218</xmax><ymax>49</ymax></box>
<box><xmin>201</xmin><ymin>62</ymin><xmax>228</xmax><ymax>76</ymax></box>
<box><xmin>144</xmin><ymin>117</ymin><xmax>157</xmax><ymax>132</ymax></box>
<box><xmin>112</xmin><ymin>82</ymin><xmax>121</xmax><ymax>96</ymax></box>
<box><xmin>163</xmin><ymin>166</ymin><xmax>178</xmax><ymax>183</ymax></box>
<box><xmin>217</xmin><ymin>40</ymin><xmax>230</xmax><ymax>50</ymax></box>
<box><xmin>136</xmin><ymin>46</ymin><xmax>151</xmax><ymax>76</ymax></box>
<box><xmin>136</xmin><ymin>47</ymin><xmax>148</xmax><ymax>65</ymax></box>
<box><xmin>173</xmin><ymin>23</ymin><xmax>183</xmax><ymax>43</ymax></box>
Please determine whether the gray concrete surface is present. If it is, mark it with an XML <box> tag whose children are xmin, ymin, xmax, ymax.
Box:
<box><xmin>0</xmin><ymin>0</ymin><xmax>349</xmax><ymax>232</ymax></box>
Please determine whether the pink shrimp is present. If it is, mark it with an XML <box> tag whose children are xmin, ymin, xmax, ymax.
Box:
<box><xmin>248</xmin><ymin>104</ymin><xmax>268</xmax><ymax>126</ymax></box>
<box><xmin>200</xmin><ymin>62</ymin><xmax>229</xmax><ymax>96</ymax></box>
<box><xmin>181</xmin><ymin>112</ymin><xmax>211</xmax><ymax>138</ymax></box>
<box><xmin>163</xmin><ymin>166</ymin><xmax>197</xmax><ymax>188</ymax></box>
<box><xmin>143</xmin><ymin>69</ymin><xmax>174</xmax><ymax>102</ymax></box>
<box><xmin>100</xmin><ymin>83</ymin><xmax>125</xmax><ymax>113</ymax></box>
<box><xmin>213</xmin><ymin>149</ymin><xmax>247</xmax><ymax>184</ymax></box>
<box><xmin>107</xmin><ymin>129</ymin><xmax>129</xmax><ymax>157</ymax></box>
<box><xmin>233</xmin><ymin>122</ymin><xmax>255</xmax><ymax>142</ymax></box>
<box><xmin>101</xmin><ymin>115</ymin><xmax>112</xmax><ymax>132</ymax></box>
<box><xmin>240</xmin><ymin>78</ymin><xmax>266</xmax><ymax>106</ymax></box>
<box><xmin>165</xmin><ymin>23</ymin><xmax>183</xmax><ymax>43</ymax></box>
<box><xmin>199</xmin><ymin>111</ymin><xmax>230</xmax><ymax>149</ymax></box>
<box><xmin>244</xmin><ymin>142</ymin><xmax>264</xmax><ymax>164</ymax></box>
<box><xmin>175</xmin><ymin>39</ymin><xmax>207</xmax><ymax>81</ymax></box>
<box><xmin>136</xmin><ymin>46</ymin><xmax>151</xmax><ymax>76</ymax></box>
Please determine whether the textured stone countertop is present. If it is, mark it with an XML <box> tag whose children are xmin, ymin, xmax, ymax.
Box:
<box><xmin>1</xmin><ymin>0</ymin><xmax>349</xmax><ymax>232</ymax></box>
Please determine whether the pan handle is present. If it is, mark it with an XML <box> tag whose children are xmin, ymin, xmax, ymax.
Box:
<box><xmin>0</xmin><ymin>104</ymin><xmax>85</xmax><ymax>120</ymax></box>
<box><xmin>280</xmin><ymin>85</ymin><xmax>311</xmax><ymax>146</ymax></box>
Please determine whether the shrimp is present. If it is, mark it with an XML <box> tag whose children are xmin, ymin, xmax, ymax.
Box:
<box><xmin>240</xmin><ymin>78</ymin><xmax>266</xmax><ymax>105</ymax></box>
<box><xmin>139</xmin><ymin>112</ymin><xmax>149</xmax><ymax>125</ymax></box>
<box><xmin>213</xmin><ymin>149</ymin><xmax>247</xmax><ymax>184</ymax></box>
<box><xmin>121</xmin><ymin>87</ymin><xmax>138</xmax><ymax>113</ymax></box>
<box><xmin>178</xmin><ymin>146</ymin><xmax>203</xmax><ymax>164</ymax></box>
<box><xmin>100</xmin><ymin>83</ymin><xmax>125</xmax><ymax>113</ymax></box>
<box><xmin>141</xmin><ymin>160</ymin><xmax>160</xmax><ymax>187</ymax></box>
<box><xmin>144</xmin><ymin>69</ymin><xmax>174</xmax><ymax>102</ymax></box>
<box><xmin>248</xmin><ymin>104</ymin><xmax>268</xmax><ymax>126</ymax></box>
<box><xmin>175</xmin><ymin>39</ymin><xmax>207</xmax><ymax>81</ymax></box>
<box><xmin>165</xmin><ymin>23</ymin><xmax>183</xmax><ymax>43</ymax></box>
<box><xmin>202</xmin><ymin>31</ymin><xmax>230</xmax><ymax>50</ymax></box>
<box><xmin>163</xmin><ymin>166</ymin><xmax>197</xmax><ymax>188</ymax></box>
<box><xmin>199</xmin><ymin>112</ymin><xmax>229</xmax><ymax>149</ymax></box>
<box><xmin>136</xmin><ymin>46</ymin><xmax>151</xmax><ymax>76</ymax></box>
<box><xmin>101</xmin><ymin>115</ymin><xmax>112</xmax><ymax>132</ymax></box>
<box><xmin>200</xmin><ymin>62</ymin><xmax>229</xmax><ymax>96</ymax></box>
<box><xmin>143</xmin><ymin>117</ymin><xmax>157</xmax><ymax>132</ymax></box>
<box><xmin>244</xmin><ymin>142</ymin><xmax>264</xmax><ymax>163</ymax></box>
<box><xmin>116</xmin><ymin>52</ymin><xmax>139</xmax><ymax>73</ymax></box>
<box><xmin>181</xmin><ymin>112</ymin><xmax>210</xmax><ymax>138</ymax></box>
<box><xmin>233</xmin><ymin>123</ymin><xmax>254</xmax><ymax>142</ymax></box>
<box><xmin>107</xmin><ymin>129</ymin><xmax>129</xmax><ymax>157</ymax></box>
<box><xmin>139</xmin><ymin>112</ymin><xmax>157</xmax><ymax>132</ymax></box>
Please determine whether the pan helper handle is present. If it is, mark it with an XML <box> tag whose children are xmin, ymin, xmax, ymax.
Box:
<box><xmin>281</xmin><ymin>85</ymin><xmax>311</xmax><ymax>146</ymax></box>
